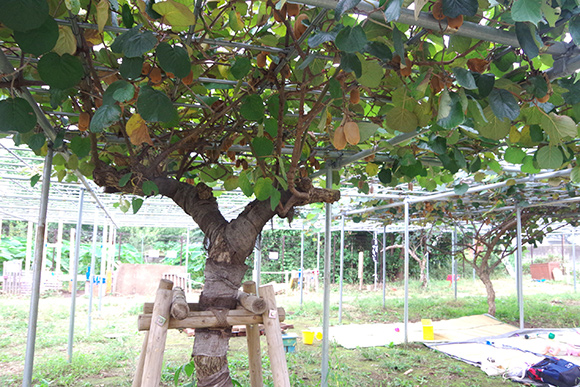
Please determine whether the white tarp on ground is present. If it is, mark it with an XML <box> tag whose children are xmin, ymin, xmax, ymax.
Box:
<box><xmin>426</xmin><ymin>328</ymin><xmax>580</xmax><ymax>385</ymax></box>
<box><xmin>327</xmin><ymin>314</ymin><xmax>518</xmax><ymax>349</ymax></box>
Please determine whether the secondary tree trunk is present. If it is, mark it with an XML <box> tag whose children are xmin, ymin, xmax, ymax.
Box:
<box><xmin>479</xmin><ymin>271</ymin><xmax>496</xmax><ymax>316</ymax></box>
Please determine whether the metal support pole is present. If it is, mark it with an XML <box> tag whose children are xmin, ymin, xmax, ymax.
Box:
<box><xmin>382</xmin><ymin>225</ymin><xmax>386</xmax><ymax>307</ymax></box>
<box><xmin>573</xmin><ymin>230</ymin><xmax>577</xmax><ymax>293</ymax></box>
<box><xmin>321</xmin><ymin>166</ymin><xmax>332</xmax><ymax>386</ymax></box>
<box><xmin>339</xmin><ymin>215</ymin><xmax>345</xmax><ymax>324</ymax></box>
<box><xmin>373</xmin><ymin>231</ymin><xmax>378</xmax><ymax>291</ymax></box>
<box><xmin>68</xmin><ymin>188</ymin><xmax>85</xmax><ymax>363</ymax></box>
<box><xmin>452</xmin><ymin>229</ymin><xmax>457</xmax><ymax>300</ymax></box>
<box><xmin>317</xmin><ymin>232</ymin><xmax>321</xmax><ymax>273</ymax></box>
<box><xmin>88</xmin><ymin>210</ymin><xmax>99</xmax><ymax>334</ymax></box>
<box><xmin>516</xmin><ymin>206</ymin><xmax>525</xmax><ymax>329</ymax></box>
<box><xmin>185</xmin><ymin>227</ymin><xmax>190</xmax><ymax>273</ymax></box>
<box><xmin>403</xmin><ymin>199</ymin><xmax>410</xmax><ymax>344</ymax></box>
<box><xmin>254</xmin><ymin>233</ymin><xmax>262</xmax><ymax>295</ymax></box>
<box><xmin>22</xmin><ymin>145</ymin><xmax>53</xmax><ymax>387</ymax></box>
<box><xmin>300</xmin><ymin>228</ymin><xmax>305</xmax><ymax>307</ymax></box>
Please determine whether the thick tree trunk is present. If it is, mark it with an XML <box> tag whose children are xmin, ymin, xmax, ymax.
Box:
<box><xmin>479</xmin><ymin>271</ymin><xmax>496</xmax><ymax>316</ymax></box>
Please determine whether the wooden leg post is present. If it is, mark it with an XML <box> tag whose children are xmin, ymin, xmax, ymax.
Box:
<box><xmin>260</xmin><ymin>284</ymin><xmax>290</xmax><ymax>387</ymax></box>
<box><xmin>141</xmin><ymin>279</ymin><xmax>173</xmax><ymax>387</ymax></box>
<box><xmin>132</xmin><ymin>332</ymin><xmax>149</xmax><ymax>387</ymax></box>
<box><xmin>243</xmin><ymin>281</ymin><xmax>263</xmax><ymax>387</ymax></box>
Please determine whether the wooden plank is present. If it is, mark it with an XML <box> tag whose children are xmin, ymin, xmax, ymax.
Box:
<box><xmin>141</xmin><ymin>279</ymin><xmax>173</xmax><ymax>387</ymax></box>
<box><xmin>243</xmin><ymin>281</ymin><xmax>263</xmax><ymax>387</ymax></box>
<box><xmin>143</xmin><ymin>302</ymin><xmax>202</xmax><ymax>314</ymax></box>
<box><xmin>260</xmin><ymin>284</ymin><xmax>290</xmax><ymax>387</ymax></box>
<box><xmin>137</xmin><ymin>307</ymin><xmax>285</xmax><ymax>331</ymax></box>
<box><xmin>131</xmin><ymin>332</ymin><xmax>148</xmax><ymax>387</ymax></box>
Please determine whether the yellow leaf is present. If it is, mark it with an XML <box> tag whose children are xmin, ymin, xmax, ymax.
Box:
<box><xmin>96</xmin><ymin>0</ymin><xmax>109</xmax><ymax>33</ymax></box>
<box><xmin>365</xmin><ymin>162</ymin><xmax>379</xmax><ymax>177</ymax></box>
<box><xmin>126</xmin><ymin>114</ymin><xmax>154</xmax><ymax>146</ymax></box>
<box><xmin>153</xmin><ymin>0</ymin><xmax>196</xmax><ymax>29</ymax></box>
<box><xmin>509</xmin><ymin>126</ymin><xmax>521</xmax><ymax>144</ymax></box>
<box><xmin>53</xmin><ymin>26</ymin><xmax>77</xmax><ymax>55</ymax></box>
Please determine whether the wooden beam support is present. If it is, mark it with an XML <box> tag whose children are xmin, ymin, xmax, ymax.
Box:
<box><xmin>141</xmin><ymin>279</ymin><xmax>173</xmax><ymax>387</ymax></box>
<box><xmin>137</xmin><ymin>307</ymin><xmax>285</xmax><ymax>331</ymax></box>
<box><xmin>260</xmin><ymin>284</ymin><xmax>290</xmax><ymax>387</ymax></box>
<box><xmin>243</xmin><ymin>281</ymin><xmax>263</xmax><ymax>387</ymax></box>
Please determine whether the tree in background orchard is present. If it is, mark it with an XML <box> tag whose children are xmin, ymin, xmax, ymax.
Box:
<box><xmin>3</xmin><ymin>0</ymin><xmax>580</xmax><ymax>384</ymax></box>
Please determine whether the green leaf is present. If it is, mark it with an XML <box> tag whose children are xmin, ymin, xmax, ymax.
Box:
<box><xmin>0</xmin><ymin>0</ymin><xmax>49</xmax><ymax>32</ymax></box>
<box><xmin>69</xmin><ymin>136</ymin><xmax>91</xmax><ymax>159</ymax></box>
<box><xmin>28</xmin><ymin>133</ymin><xmax>45</xmax><ymax>151</ymax></box>
<box><xmin>119</xmin><ymin>172</ymin><xmax>132</xmax><ymax>187</ymax></box>
<box><xmin>238</xmin><ymin>171</ymin><xmax>253</xmax><ymax>197</ymax></box>
<box><xmin>254</xmin><ymin>177</ymin><xmax>273</xmax><ymax>201</ymax></box>
<box><xmin>528</xmin><ymin>75</ymin><xmax>548</xmax><ymax>98</ymax></box>
<box><xmin>90</xmin><ymin>104</ymin><xmax>121</xmax><ymax>132</ymax></box>
<box><xmin>31</xmin><ymin>174</ymin><xmax>41</xmax><ymax>187</ymax></box>
<box><xmin>437</xmin><ymin>90</ymin><xmax>464</xmax><ymax>129</ymax></box>
<box><xmin>521</xmin><ymin>155</ymin><xmax>540</xmax><ymax>173</ymax></box>
<box><xmin>429</xmin><ymin>137</ymin><xmax>447</xmax><ymax>155</ymax></box>
<box><xmin>378</xmin><ymin>168</ymin><xmax>392</xmax><ymax>184</ymax></box>
<box><xmin>223</xmin><ymin>176</ymin><xmax>239</xmax><ymax>191</ymax></box>
<box><xmin>13</xmin><ymin>17</ymin><xmax>59</xmax><ymax>55</ymax></box>
<box><xmin>137</xmin><ymin>85</ymin><xmax>178</xmax><ymax>123</ymax></box>
<box><xmin>474</xmin><ymin>107</ymin><xmax>511</xmax><ymax>141</ymax></box>
<box><xmin>340</xmin><ymin>52</ymin><xmax>362</xmax><ymax>77</ymax></box>
<box><xmin>454</xmin><ymin>183</ymin><xmax>469</xmax><ymax>195</ymax></box>
<box><xmin>515</xmin><ymin>22</ymin><xmax>539</xmax><ymax>59</ymax></box>
<box><xmin>489</xmin><ymin>89</ymin><xmax>520</xmax><ymax>121</ymax></box>
<box><xmin>0</xmin><ymin>97</ymin><xmax>37</xmax><ymax>133</ymax></box>
<box><xmin>122</xmin><ymin>3</ymin><xmax>135</xmax><ymax>28</ymax></box>
<box><xmin>132</xmin><ymin>198</ymin><xmax>144</xmax><ymax>214</ymax></box>
<box><xmin>252</xmin><ymin>137</ymin><xmax>274</xmax><ymax>157</ymax></box>
<box><xmin>335</xmin><ymin>25</ymin><xmax>368</xmax><ymax>53</ymax></box>
<box><xmin>536</xmin><ymin>146</ymin><xmax>563</xmax><ymax>169</ymax></box>
<box><xmin>270</xmin><ymin>189</ymin><xmax>281</xmax><ymax>211</ymax></box>
<box><xmin>240</xmin><ymin>95</ymin><xmax>265</xmax><ymax>121</ymax></box>
<box><xmin>571</xmin><ymin>165</ymin><xmax>580</xmax><ymax>183</ymax></box>
<box><xmin>308</xmin><ymin>30</ymin><xmax>339</xmax><ymax>48</ymax></box>
<box><xmin>230</xmin><ymin>57</ymin><xmax>251</xmax><ymax>80</ymax></box>
<box><xmin>441</xmin><ymin>0</ymin><xmax>477</xmax><ymax>18</ymax></box>
<box><xmin>570</xmin><ymin>15</ymin><xmax>580</xmax><ymax>46</ymax></box>
<box><xmin>511</xmin><ymin>0</ymin><xmax>542</xmax><ymax>26</ymax></box>
<box><xmin>103</xmin><ymin>80</ymin><xmax>135</xmax><ymax>105</ymax></box>
<box><xmin>357</xmin><ymin>122</ymin><xmax>380</xmax><ymax>142</ymax></box>
<box><xmin>386</xmin><ymin>105</ymin><xmax>419</xmax><ymax>133</ymax></box>
<box><xmin>120</xmin><ymin>56</ymin><xmax>144</xmax><ymax>80</ymax></box>
<box><xmin>66</xmin><ymin>154</ymin><xmax>78</xmax><ymax>170</ymax></box>
<box><xmin>540</xmin><ymin>112</ymin><xmax>578</xmax><ymax>143</ymax></box>
<box><xmin>356</xmin><ymin>60</ymin><xmax>384</xmax><ymax>88</ymax></box>
<box><xmin>392</xmin><ymin>26</ymin><xmax>405</xmax><ymax>59</ymax></box>
<box><xmin>504</xmin><ymin>147</ymin><xmax>526</xmax><ymax>164</ymax></box>
<box><xmin>364</xmin><ymin>41</ymin><xmax>392</xmax><ymax>61</ymax></box>
<box><xmin>111</xmin><ymin>27</ymin><xmax>156</xmax><ymax>58</ymax></box>
<box><xmin>266</xmin><ymin>95</ymin><xmax>287</xmax><ymax>120</ymax></box>
<box><xmin>384</xmin><ymin>0</ymin><xmax>404</xmax><ymax>22</ymax></box>
<box><xmin>156</xmin><ymin>42</ymin><xmax>191</xmax><ymax>78</ymax></box>
<box><xmin>38</xmin><ymin>53</ymin><xmax>84</xmax><ymax>90</ymax></box>
<box><xmin>452</xmin><ymin>68</ymin><xmax>477</xmax><ymax>90</ymax></box>
<box><xmin>142</xmin><ymin>180</ymin><xmax>159</xmax><ymax>195</ymax></box>
<box><xmin>335</xmin><ymin>0</ymin><xmax>361</xmax><ymax>20</ymax></box>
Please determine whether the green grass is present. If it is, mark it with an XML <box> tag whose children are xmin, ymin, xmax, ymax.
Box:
<box><xmin>2</xmin><ymin>277</ymin><xmax>580</xmax><ymax>386</ymax></box>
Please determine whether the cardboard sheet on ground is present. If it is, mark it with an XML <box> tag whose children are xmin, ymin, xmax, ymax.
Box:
<box><xmin>327</xmin><ymin>314</ymin><xmax>517</xmax><ymax>349</ymax></box>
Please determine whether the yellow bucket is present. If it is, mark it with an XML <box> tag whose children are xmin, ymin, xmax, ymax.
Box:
<box><xmin>302</xmin><ymin>330</ymin><xmax>315</xmax><ymax>345</ymax></box>
<box><xmin>315</xmin><ymin>331</ymin><xmax>323</xmax><ymax>341</ymax></box>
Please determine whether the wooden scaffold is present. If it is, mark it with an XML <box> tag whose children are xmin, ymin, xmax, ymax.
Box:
<box><xmin>133</xmin><ymin>279</ymin><xmax>290</xmax><ymax>387</ymax></box>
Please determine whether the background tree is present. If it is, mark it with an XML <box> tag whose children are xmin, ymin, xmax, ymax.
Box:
<box><xmin>3</xmin><ymin>0</ymin><xmax>580</xmax><ymax>384</ymax></box>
